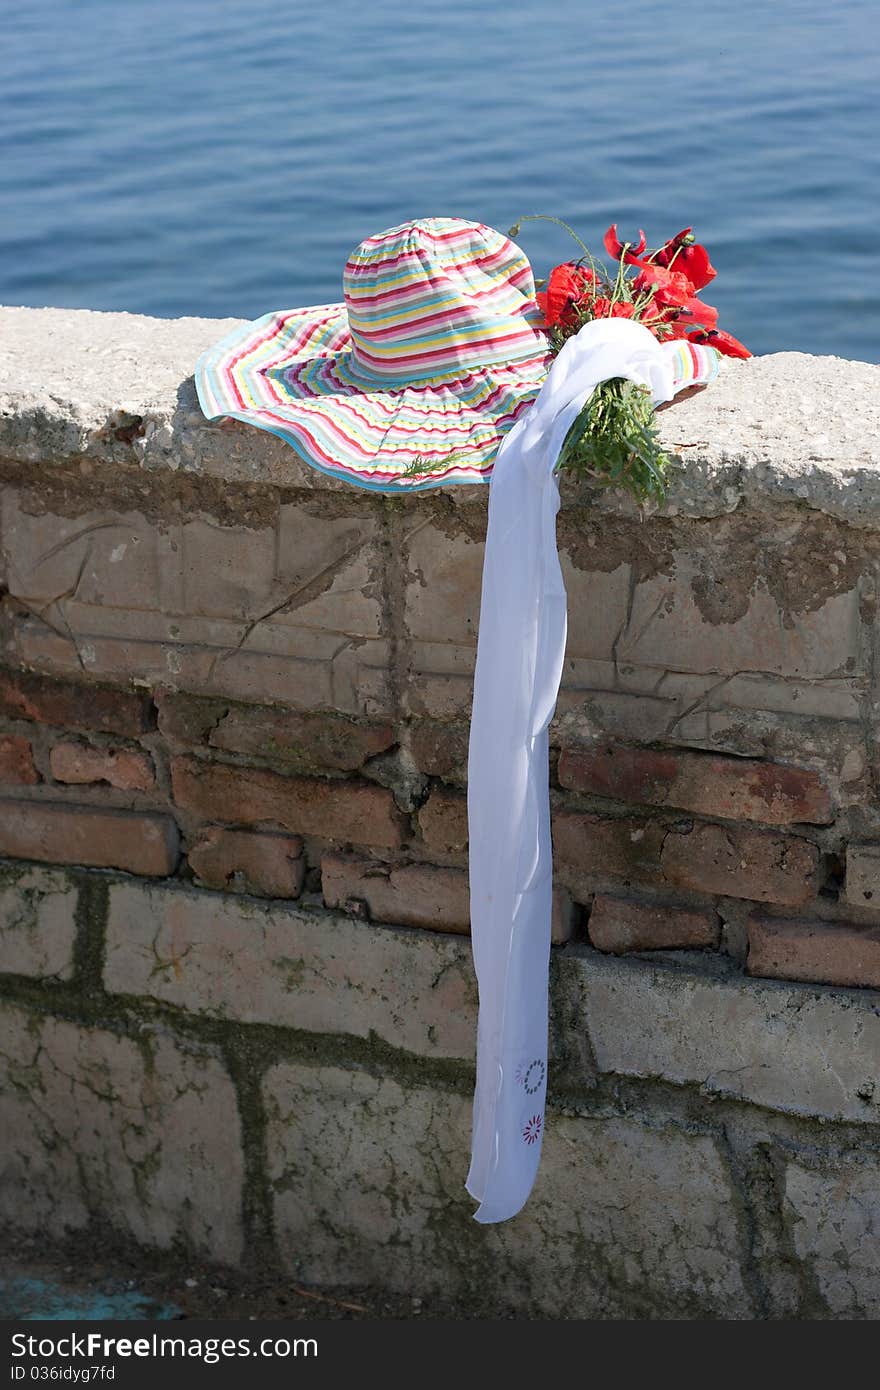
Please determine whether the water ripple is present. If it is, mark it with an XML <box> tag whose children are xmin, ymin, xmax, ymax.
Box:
<box><xmin>0</xmin><ymin>0</ymin><xmax>876</xmax><ymax>359</ymax></box>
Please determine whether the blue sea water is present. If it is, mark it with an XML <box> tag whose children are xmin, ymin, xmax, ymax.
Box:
<box><xmin>0</xmin><ymin>0</ymin><xmax>877</xmax><ymax>360</ymax></box>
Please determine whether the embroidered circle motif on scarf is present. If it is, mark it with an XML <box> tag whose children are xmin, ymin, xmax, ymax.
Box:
<box><xmin>520</xmin><ymin>1059</ymin><xmax>546</xmax><ymax>1095</ymax></box>
<box><xmin>522</xmin><ymin>1114</ymin><xmax>543</xmax><ymax>1146</ymax></box>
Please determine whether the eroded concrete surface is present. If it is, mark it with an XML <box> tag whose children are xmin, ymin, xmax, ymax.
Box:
<box><xmin>1</xmin><ymin>305</ymin><xmax>878</xmax><ymax>524</ymax></box>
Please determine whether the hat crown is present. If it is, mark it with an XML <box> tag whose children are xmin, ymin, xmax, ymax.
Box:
<box><xmin>343</xmin><ymin>217</ymin><xmax>546</xmax><ymax>384</ymax></box>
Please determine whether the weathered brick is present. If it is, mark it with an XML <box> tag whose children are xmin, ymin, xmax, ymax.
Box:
<box><xmin>322</xmin><ymin>853</ymin><xmax>470</xmax><ymax>933</ymax></box>
<box><xmin>189</xmin><ymin>826</ymin><xmax>305</xmax><ymax>899</ymax></box>
<box><xmin>0</xmin><ymin>865</ymin><xmax>77</xmax><ymax>978</ymax></box>
<box><xmin>842</xmin><ymin>842</ymin><xmax>880</xmax><ymax>908</ymax></box>
<box><xmin>553</xmin><ymin>686</ymin><xmax>674</xmax><ymax>748</ymax></box>
<box><xmin>660</xmin><ymin>822</ymin><xmax>820</xmax><ymax>906</ymax></box>
<box><xmin>551</xmin><ymin>885</ymin><xmax>578</xmax><ymax>945</ymax></box>
<box><xmin>747</xmin><ymin>913</ymin><xmax>880</xmax><ymax>989</ymax></box>
<box><xmin>0</xmin><ymin>1001</ymin><xmax>243</xmax><ymax>1261</ymax></box>
<box><xmin>417</xmin><ymin>787</ymin><xmax>468</xmax><ymax>853</ymax></box>
<box><xmin>154</xmin><ymin>689</ymin><xmax>223</xmax><ymax>745</ymax></box>
<box><xmin>0</xmin><ymin>734</ymin><xmax>39</xmax><ymax>785</ymax></box>
<box><xmin>588</xmin><ymin>894</ymin><xmax>719</xmax><ymax>954</ymax></box>
<box><xmin>558</xmin><ymin>745</ymin><xmax>833</xmax><ymax>825</ymax></box>
<box><xmin>157</xmin><ymin>690</ymin><xmax>394</xmax><ymax>772</ymax></box>
<box><xmin>408</xmin><ymin>720</ymin><xmax>469</xmax><ymax>779</ymax></box>
<box><xmin>560</xmin><ymin>949</ymin><xmax>880</xmax><ymax>1123</ymax></box>
<box><xmin>552</xmin><ymin>810</ymin><xmax>667</xmax><ymax>885</ymax></box>
<box><xmin>0</xmin><ymin>667</ymin><xmax>153</xmax><ymax>736</ymax></box>
<box><xmin>0</xmin><ymin>801</ymin><xmax>179</xmax><ymax>876</ymax></box>
<box><xmin>104</xmin><ymin>879</ymin><xmax>476</xmax><ymax>1059</ymax></box>
<box><xmin>553</xmin><ymin>809</ymin><xmax>820</xmax><ymax>908</ymax></box>
<box><xmin>210</xmin><ymin>706</ymin><xmax>394</xmax><ymax>772</ymax></box>
<box><xmin>322</xmin><ymin>853</ymin><xmax>575</xmax><ymax>944</ymax></box>
<box><xmin>49</xmin><ymin>741</ymin><xmax>154</xmax><ymax>792</ymax></box>
<box><xmin>171</xmin><ymin>756</ymin><xmax>406</xmax><ymax>850</ymax></box>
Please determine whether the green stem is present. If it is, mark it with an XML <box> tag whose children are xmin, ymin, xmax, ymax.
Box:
<box><xmin>510</xmin><ymin>214</ymin><xmax>606</xmax><ymax>282</ymax></box>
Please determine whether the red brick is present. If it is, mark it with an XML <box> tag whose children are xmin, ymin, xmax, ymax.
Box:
<box><xmin>409</xmin><ymin>721</ymin><xmax>469</xmax><ymax>779</ymax></box>
<box><xmin>588</xmin><ymin>894</ymin><xmax>719</xmax><ymax>954</ymax></box>
<box><xmin>553</xmin><ymin>810</ymin><xmax>821</xmax><ymax>908</ymax></box>
<box><xmin>747</xmin><ymin>912</ymin><xmax>880</xmax><ymax>989</ymax></box>
<box><xmin>552</xmin><ymin>810</ymin><xmax>667</xmax><ymax>884</ymax></box>
<box><xmin>188</xmin><ymin>827</ymin><xmax>305</xmax><ymax>899</ymax></box>
<box><xmin>157</xmin><ymin>691</ymin><xmax>394</xmax><ymax>772</ymax></box>
<box><xmin>0</xmin><ymin>668</ymin><xmax>153</xmax><ymax>737</ymax></box>
<box><xmin>417</xmin><ymin>787</ymin><xmax>468</xmax><ymax>853</ymax></box>
<box><xmin>322</xmin><ymin>853</ymin><xmax>575</xmax><ymax>942</ymax></box>
<box><xmin>211</xmin><ymin>707</ymin><xmax>394</xmax><ymax>772</ymax></box>
<box><xmin>0</xmin><ymin>734</ymin><xmax>39</xmax><ymax>786</ymax></box>
<box><xmin>154</xmin><ymin>690</ymin><xmax>222</xmax><ymax>745</ymax></box>
<box><xmin>171</xmin><ymin>756</ymin><xmax>407</xmax><ymax>850</ymax></box>
<box><xmin>0</xmin><ymin>800</ymin><xmax>178</xmax><ymax>876</ymax></box>
<box><xmin>660</xmin><ymin>822</ymin><xmax>820</xmax><ymax>906</ymax></box>
<box><xmin>558</xmin><ymin>744</ymin><xmax>832</xmax><ymax>825</ymax></box>
<box><xmin>322</xmin><ymin>853</ymin><xmax>471</xmax><ymax>933</ymax></box>
<box><xmin>49</xmin><ymin>741</ymin><xmax>154</xmax><ymax>792</ymax></box>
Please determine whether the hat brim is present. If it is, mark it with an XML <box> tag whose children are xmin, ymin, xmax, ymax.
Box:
<box><xmin>195</xmin><ymin>303</ymin><xmax>552</xmax><ymax>492</ymax></box>
<box><xmin>195</xmin><ymin>305</ymin><xmax>721</xmax><ymax>493</ymax></box>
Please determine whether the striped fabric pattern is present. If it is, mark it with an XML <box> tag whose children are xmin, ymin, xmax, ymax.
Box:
<box><xmin>663</xmin><ymin>338</ymin><xmax>721</xmax><ymax>390</ymax></box>
<box><xmin>344</xmin><ymin>219</ymin><xmax>548</xmax><ymax>382</ymax></box>
<box><xmin>195</xmin><ymin>218</ymin><xmax>721</xmax><ymax>492</ymax></box>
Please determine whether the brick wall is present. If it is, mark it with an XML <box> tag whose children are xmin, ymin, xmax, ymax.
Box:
<box><xmin>0</xmin><ymin>650</ymin><xmax>876</xmax><ymax>991</ymax></box>
<box><xmin>1</xmin><ymin>304</ymin><xmax>880</xmax><ymax>1316</ymax></box>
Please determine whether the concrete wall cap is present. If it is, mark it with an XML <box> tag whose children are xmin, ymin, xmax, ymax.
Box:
<box><xmin>1</xmin><ymin>304</ymin><xmax>879</xmax><ymax>523</ymax></box>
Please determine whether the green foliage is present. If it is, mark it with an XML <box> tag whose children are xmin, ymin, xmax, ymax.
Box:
<box><xmin>555</xmin><ymin>378</ymin><xmax>677</xmax><ymax>504</ymax></box>
<box><xmin>512</xmin><ymin>213</ymin><xmax>681</xmax><ymax>503</ymax></box>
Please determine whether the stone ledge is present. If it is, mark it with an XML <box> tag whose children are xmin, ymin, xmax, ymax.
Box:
<box><xmin>13</xmin><ymin>860</ymin><xmax>877</xmax><ymax>1126</ymax></box>
<box><xmin>561</xmin><ymin>946</ymin><xmax>880</xmax><ymax>1124</ymax></box>
<box><xmin>1</xmin><ymin>305</ymin><xmax>879</xmax><ymax>524</ymax></box>
<box><xmin>103</xmin><ymin>878</ymin><xmax>478</xmax><ymax>1060</ymax></box>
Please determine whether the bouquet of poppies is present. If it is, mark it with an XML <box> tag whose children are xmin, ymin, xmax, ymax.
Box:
<box><xmin>510</xmin><ymin>215</ymin><xmax>750</xmax><ymax>503</ymax></box>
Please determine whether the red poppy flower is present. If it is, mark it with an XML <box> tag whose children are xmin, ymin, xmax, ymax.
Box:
<box><xmin>604</xmin><ymin>224</ymin><xmax>647</xmax><ymax>263</ymax></box>
<box><xmin>688</xmin><ymin>327</ymin><xmax>751</xmax><ymax>359</ymax></box>
<box><xmin>571</xmin><ymin>294</ymin><xmax>639</xmax><ymax>325</ymax></box>
<box><xmin>673</xmin><ymin>297</ymin><xmax>719</xmax><ymax>329</ymax></box>
<box><xmin>584</xmin><ymin>295</ymin><xmax>611</xmax><ymax>318</ymax></box>
<box><xmin>652</xmin><ymin>229</ymin><xmax>717</xmax><ymax>291</ymax></box>
<box><xmin>635</xmin><ymin>264</ymin><xmax>718</xmax><ymax>329</ymax></box>
<box><xmin>655</xmin><ymin>227</ymin><xmax>693</xmax><ymax>256</ymax></box>
<box><xmin>634</xmin><ymin>263</ymin><xmax>696</xmax><ymax>305</ymax></box>
<box><xmin>540</xmin><ymin>261</ymin><xmax>599</xmax><ymax>329</ymax></box>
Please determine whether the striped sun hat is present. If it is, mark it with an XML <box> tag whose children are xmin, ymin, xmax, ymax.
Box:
<box><xmin>195</xmin><ymin>217</ymin><xmax>719</xmax><ymax>492</ymax></box>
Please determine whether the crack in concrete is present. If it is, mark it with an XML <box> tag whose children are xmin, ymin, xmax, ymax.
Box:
<box><xmin>29</xmin><ymin>520</ymin><xmax>122</xmax><ymax>571</ymax></box>
<box><xmin>205</xmin><ymin>534</ymin><xmax>371</xmax><ymax>683</ymax></box>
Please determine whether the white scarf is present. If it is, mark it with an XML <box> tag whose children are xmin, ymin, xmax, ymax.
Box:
<box><xmin>466</xmin><ymin>318</ymin><xmax>680</xmax><ymax>1224</ymax></box>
